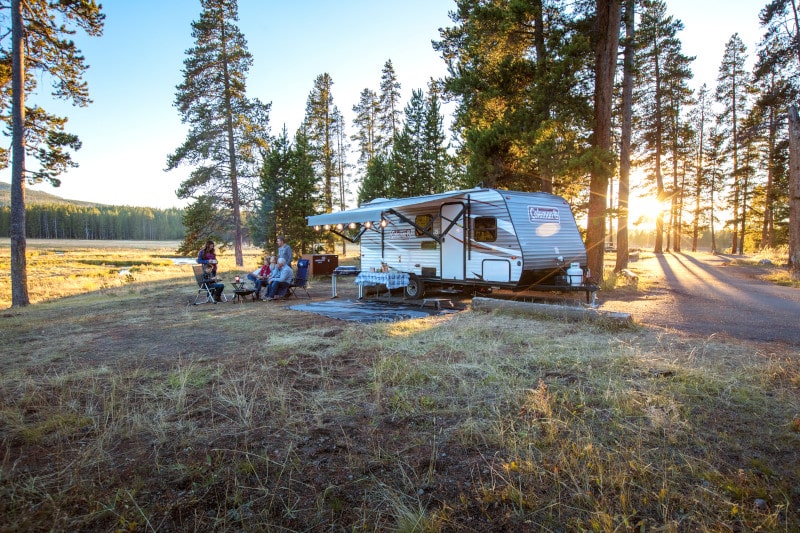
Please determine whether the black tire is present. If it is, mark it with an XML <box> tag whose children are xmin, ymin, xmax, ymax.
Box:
<box><xmin>405</xmin><ymin>274</ymin><xmax>425</xmax><ymax>299</ymax></box>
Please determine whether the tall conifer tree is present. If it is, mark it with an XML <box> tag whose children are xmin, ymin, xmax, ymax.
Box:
<box><xmin>351</xmin><ymin>88</ymin><xmax>380</xmax><ymax>177</ymax></box>
<box><xmin>633</xmin><ymin>0</ymin><xmax>693</xmax><ymax>254</ymax></box>
<box><xmin>167</xmin><ymin>0</ymin><xmax>270</xmax><ymax>266</ymax></box>
<box><xmin>586</xmin><ymin>0</ymin><xmax>621</xmax><ymax>282</ymax></box>
<box><xmin>435</xmin><ymin>0</ymin><xmax>593</xmax><ymax>195</ymax></box>
<box><xmin>760</xmin><ymin>0</ymin><xmax>800</xmax><ymax>275</ymax></box>
<box><xmin>287</xmin><ymin>127</ymin><xmax>321</xmax><ymax>253</ymax></box>
<box><xmin>304</xmin><ymin>73</ymin><xmax>341</xmax><ymax>213</ymax></box>
<box><xmin>715</xmin><ymin>33</ymin><xmax>749</xmax><ymax>254</ymax></box>
<box><xmin>615</xmin><ymin>0</ymin><xmax>635</xmax><ymax>271</ymax></box>
<box><xmin>753</xmin><ymin>33</ymin><xmax>794</xmax><ymax>249</ymax></box>
<box><xmin>378</xmin><ymin>60</ymin><xmax>402</xmax><ymax>155</ymax></box>
<box><xmin>4</xmin><ymin>0</ymin><xmax>104</xmax><ymax>306</ymax></box>
<box><xmin>688</xmin><ymin>84</ymin><xmax>711</xmax><ymax>252</ymax></box>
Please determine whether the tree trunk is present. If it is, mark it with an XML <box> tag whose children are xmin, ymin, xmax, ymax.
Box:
<box><xmin>762</xmin><ymin>103</ymin><xmax>776</xmax><ymax>249</ymax></box>
<box><xmin>653</xmin><ymin>53</ymin><xmax>664</xmax><ymax>254</ymax></box>
<box><xmin>221</xmin><ymin>21</ymin><xmax>244</xmax><ymax>267</ymax></box>
<box><xmin>534</xmin><ymin>0</ymin><xmax>553</xmax><ymax>195</ymax></box>
<box><xmin>692</xmin><ymin>96</ymin><xmax>705</xmax><ymax>253</ymax></box>
<box><xmin>615</xmin><ymin>0</ymin><xmax>634</xmax><ymax>272</ymax></box>
<box><xmin>586</xmin><ymin>0</ymin><xmax>621</xmax><ymax>283</ymax></box>
<box><xmin>788</xmin><ymin>106</ymin><xmax>800</xmax><ymax>279</ymax></box>
<box><xmin>730</xmin><ymin>67</ymin><xmax>740</xmax><ymax>255</ymax></box>
<box><xmin>739</xmin><ymin>146</ymin><xmax>750</xmax><ymax>253</ymax></box>
<box><xmin>10</xmin><ymin>0</ymin><xmax>29</xmax><ymax>307</ymax></box>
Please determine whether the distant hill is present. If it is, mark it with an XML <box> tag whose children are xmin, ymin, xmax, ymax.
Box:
<box><xmin>0</xmin><ymin>181</ymin><xmax>106</xmax><ymax>208</ymax></box>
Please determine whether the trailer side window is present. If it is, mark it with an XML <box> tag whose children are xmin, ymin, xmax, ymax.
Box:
<box><xmin>474</xmin><ymin>217</ymin><xmax>497</xmax><ymax>242</ymax></box>
<box><xmin>414</xmin><ymin>214</ymin><xmax>434</xmax><ymax>237</ymax></box>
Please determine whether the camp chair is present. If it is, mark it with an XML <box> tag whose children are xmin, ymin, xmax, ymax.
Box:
<box><xmin>192</xmin><ymin>264</ymin><xmax>226</xmax><ymax>304</ymax></box>
<box><xmin>286</xmin><ymin>259</ymin><xmax>311</xmax><ymax>299</ymax></box>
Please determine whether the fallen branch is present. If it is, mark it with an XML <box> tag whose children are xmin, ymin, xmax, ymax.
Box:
<box><xmin>471</xmin><ymin>297</ymin><xmax>633</xmax><ymax>326</ymax></box>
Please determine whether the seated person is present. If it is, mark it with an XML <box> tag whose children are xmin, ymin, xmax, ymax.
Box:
<box><xmin>265</xmin><ymin>257</ymin><xmax>293</xmax><ymax>300</ymax></box>
<box><xmin>247</xmin><ymin>255</ymin><xmax>275</xmax><ymax>300</ymax></box>
<box><xmin>197</xmin><ymin>240</ymin><xmax>224</xmax><ymax>302</ymax></box>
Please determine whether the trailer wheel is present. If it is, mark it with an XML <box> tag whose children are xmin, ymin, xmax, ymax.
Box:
<box><xmin>405</xmin><ymin>275</ymin><xmax>425</xmax><ymax>299</ymax></box>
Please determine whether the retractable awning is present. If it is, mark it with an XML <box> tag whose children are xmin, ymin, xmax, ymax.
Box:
<box><xmin>306</xmin><ymin>189</ymin><xmax>477</xmax><ymax>227</ymax></box>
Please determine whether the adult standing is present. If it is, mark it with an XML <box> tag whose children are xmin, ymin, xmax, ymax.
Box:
<box><xmin>196</xmin><ymin>240</ymin><xmax>224</xmax><ymax>301</ymax></box>
<box><xmin>277</xmin><ymin>235</ymin><xmax>293</xmax><ymax>266</ymax></box>
<box><xmin>265</xmin><ymin>257</ymin><xmax>293</xmax><ymax>300</ymax></box>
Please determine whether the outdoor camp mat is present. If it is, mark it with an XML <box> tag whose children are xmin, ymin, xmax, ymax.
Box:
<box><xmin>288</xmin><ymin>298</ymin><xmax>461</xmax><ymax>323</ymax></box>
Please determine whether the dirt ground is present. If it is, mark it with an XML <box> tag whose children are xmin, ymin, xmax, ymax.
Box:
<box><xmin>597</xmin><ymin>252</ymin><xmax>800</xmax><ymax>347</ymax></box>
<box><xmin>2</xmin><ymin>255</ymin><xmax>798</xmax><ymax>531</ymax></box>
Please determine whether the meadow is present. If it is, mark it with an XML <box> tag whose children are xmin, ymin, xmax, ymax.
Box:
<box><xmin>0</xmin><ymin>240</ymin><xmax>798</xmax><ymax>531</ymax></box>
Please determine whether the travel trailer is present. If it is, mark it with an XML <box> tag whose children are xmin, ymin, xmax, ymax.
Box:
<box><xmin>307</xmin><ymin>188</ymin><xmax>597</xmax><ymax>302</ymax></box>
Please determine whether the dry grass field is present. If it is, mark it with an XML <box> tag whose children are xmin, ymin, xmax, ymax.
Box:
<box><xmin>0</xmin><ymin>240</ymin><xmax>798</xmax><ymax>531</ymax></box>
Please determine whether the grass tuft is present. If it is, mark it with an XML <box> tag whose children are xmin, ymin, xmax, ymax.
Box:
<box><xmin>0</xmin><ymin>242</ymin><xmax>798</xmax><ymax>530</ymax></box>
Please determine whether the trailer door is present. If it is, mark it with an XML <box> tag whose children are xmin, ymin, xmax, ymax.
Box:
<box><xmin>441</xmin><ymin>202</ymin><xmax>465</xmax><ymax>280</ymax></box>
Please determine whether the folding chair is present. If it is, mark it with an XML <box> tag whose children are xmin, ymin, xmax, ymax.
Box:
<box><xmin>286</xmin><ymin>259</ymin><xmax>311</xmax><ymax>298</ymax></box>
<box><xmin>192</xmin><ymin>264</ymin><xmax>226</xmax><ymax>304</ymax></box>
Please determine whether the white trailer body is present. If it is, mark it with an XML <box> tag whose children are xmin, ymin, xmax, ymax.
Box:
<box><xmin>306</xmin><ymin>188</ymin><xmax>594</xmax><ymax>298</ymax></box>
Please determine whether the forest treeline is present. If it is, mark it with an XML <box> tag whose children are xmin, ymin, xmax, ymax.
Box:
<box><xmin>166</xmin><ymin>0</ymin><xmax>799</xmax><ymax>269</ymax></box>
<box><xmin>0</xmin><ymin>204</ymin><xmax>185</xmax><ymax>240</ymax></box>
<box><xmin>6</xmin><ymin>1</ymin><xmax>799</xmax><ymax>271</ymax></box>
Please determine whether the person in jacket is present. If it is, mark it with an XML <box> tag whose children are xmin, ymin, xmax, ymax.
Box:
<box><xmin>247</xmin><ymin>255</ymin><xmax>275</xmax><ymax>300</ymax></box>
<box><xmin>276</xmin><ymin>235</ymin><xmax>293</xmax><ymax>267</ymax></box>
<box><xmin>265</xmin><ymin>257</ymin><xmax>293</xmax><ymax>300</ymax></box>
<box><xmin>196</xmin><ymin>240</ymin><xmax>224</xmax><ymax>301</ymax></box>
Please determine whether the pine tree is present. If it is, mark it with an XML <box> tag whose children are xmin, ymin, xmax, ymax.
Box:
<box><xmin>705</xmin><ymin>122</ymin><xmax>728</xmax><ymax>254</ymax></box>
<box><xmin>586</xmin><ymin>0</ymin><xmax>621</xmax><ymax>282</ymax></box>
<box><xmin>663</xmin><ymin>57</ymin><xmax>694</xmax><ymax>253</ymax></box>
<box><xmin>434</xmin><ymin>0</ymin><xmax>593</xmax><ymax>194</ymax></box>
<box><xmin>386</xmin><ymin>88</ymin><xmax>451</xmax><ymax>199</ymax></box>
<box><xmin>715</xmin><ymin>33</ymin><xmax>749</xmax><ymax>254</ymax></box>
<box><xmin>615</xmin><ymin>0</ymin><xmax>635</xmax><ymax>271</ymax></box>
<box><xmin>391</xmin><ymin>89</ymin><xmax>426</xmax><ymax>197</ymax></box>
<box><xmin>753</xmin><ymin>26</ymin><xmax>795</xmax><ymax>250</ymax></box>
<box><xmin>358</xmin><ymin>154</ymin><xmax>393</xmax><ymax>204</ymax></box>
<box><xmin>333</xmin><ymin>105</ymin><xmax>350</xmax><ymax>211</ymax></box>
<box><xmin>436</xmin><ymin>0</ymin><xmax>526</xmax><ymax>187</ymax></box>
<box><xmin>422</xmin><ymin>87</ymin><xmax>450</xmax><ymax>192</ymax></box>
<box><xmin>351</xmin><ymin>88</ymin><xmax>380</xmax><ymax>178</ymax></box>
<box><xmin>288</xmin><ymin>126</ymin><xmax>323</xmax><ymax>254</ymax></box>
<box><xmin>167</xmin><ymin>0</ymin><xmax>270</xmax><ymax>266</ymax></box>
<box><xmin>633</xmin><ymin>0</ymin><xmax>693</xmax><ymax>254</ymax></box>
<box><xmin>4</xmin><ymin>0</ymin><xmax>104</xmax><ymax>307</ymax></box>
<box><xmin>304</xmin><ymin>73</ymin><xmax>341</xmax><ymax>213</ymax></box>
<box><xmin>761</xmin><ymin>0</ymin><xmax>800</xmax><ymax>275</ymax></box>
<box><xmin>688</xmin><ymin>84</ymin><xmax>711</xmax><ymax>252</ymax></box>
<box><xmin>378</xmin><ymin>60</ymin><xmax>402</xmax><ymax>155</ymax></box>
<box><xmin>252</xmin><ymin>126</ymin><xmax>292</xmax><ymax>249</ymax></box>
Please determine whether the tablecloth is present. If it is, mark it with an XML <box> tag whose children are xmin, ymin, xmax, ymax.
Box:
<box><xmin>354</xmin><ymin>272</ymin><xmax>410</xmax><ymax>289</ymax></box>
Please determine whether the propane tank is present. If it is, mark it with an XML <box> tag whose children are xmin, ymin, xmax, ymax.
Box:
<box><xmin>566</xmin><ymin>263</ymin><xmax>583</xmax><ymax>286</ymax></box>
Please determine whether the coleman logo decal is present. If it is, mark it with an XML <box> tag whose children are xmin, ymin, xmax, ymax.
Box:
<box><xmin>528</xmin><ymin>206</ymin><xmax>560</xmax><ymax>223</ymax></box>
<box><xmin>389</xmin><ymin>228</ymin><xmax>413</xmax><ymax>240</ymax></box>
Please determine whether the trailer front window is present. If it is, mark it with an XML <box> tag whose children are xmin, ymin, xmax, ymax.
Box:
<box><xmin>474</xmin><ymin>217</ymin><xmax>497</xmax><ymax>242</ymax></box>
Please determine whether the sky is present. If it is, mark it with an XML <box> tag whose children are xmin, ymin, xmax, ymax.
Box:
<box><xmin>3</xmin><ymin>0</ymin><xmax>766</xmax><ymax>211</ymax></box>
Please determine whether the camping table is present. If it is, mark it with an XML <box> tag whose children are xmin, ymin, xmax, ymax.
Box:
<box><xmin>354</xmin><ymin>272</ymin><xmax>410</xmax><ymax>299</ymax></box>
<box><xmin>331</xmin><ymin>267</ymin><xmax>360</xmax><ymax>298</ymax></box>
<box><xmin>231</xmin><ymin>282</ymin><xmax>255</xmax><ymax>303</ymax></box>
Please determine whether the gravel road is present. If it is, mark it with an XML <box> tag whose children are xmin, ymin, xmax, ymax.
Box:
<box><xmin>599</xmin><ymin>252</ymin><xmax>800</xmax><ymax>347</ymax></box>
